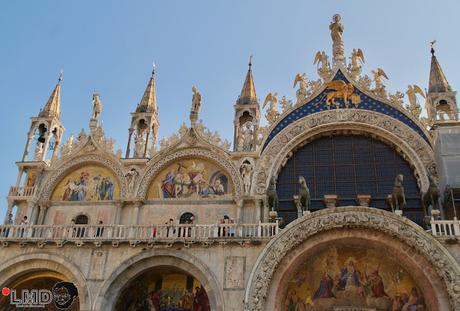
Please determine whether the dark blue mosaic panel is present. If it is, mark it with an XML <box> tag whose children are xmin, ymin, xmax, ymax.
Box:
<box><xmin>276</xmin><ymin>135</ymin><xmax>423</xmax><ymax>226</ymax></box>
<box><xmin>263</xmin><ymin>70</ymin><xmax>430</xmax><ymax>150</ymax></box>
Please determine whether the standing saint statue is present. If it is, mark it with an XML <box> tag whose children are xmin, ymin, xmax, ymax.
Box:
<box><xmin>191</xmin><ymin>86</ymin><xmax>201</xmax><ymax>114</ymax></box>
<box><xmin>329</xmin><ymin>14</ymin><xmax>345</xmax><ymax>65</ymax></box>
<box><xmin>242</xmin><ymin>121</ymin><xmax>254</xmax><ymax>151</ymax></box>
<box><xmin>91</xmin><ymin>93</ymin><xmax>103</xmax><ymax>121</ymax></box>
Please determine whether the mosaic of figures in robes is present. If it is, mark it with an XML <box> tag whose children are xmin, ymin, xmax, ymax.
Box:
<box><xmin>283</xmin><ymin>246</ymin><xmax>426</xmax><ymax>311</ymax></box>
<box><xmin>52</xmin><ymin>166</ymin><xmax>119</xmax><ymax>201</ymax></box>
<box><xmin>115</xmin><ymin>270</ymin><xmax>210</xmax><ymax>311</ymax></box>
<box><xmin>148</xmin><ymin>159</ymin><xmax>231</xmax><ymax>199</ymax></box>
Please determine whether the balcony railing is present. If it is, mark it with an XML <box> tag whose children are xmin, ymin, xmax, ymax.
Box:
<box><xmin>8</xmin><ymin>186</ymin><xmax>36</xmax><ymax>197</ymax></box>
<box><xmin>431</xmin><ymin>218</ymin><xmax>460</xmax><ymax>237</ymax></box>
<box><xmin>0</xmin><ymin>222</ymin><xmax>279</xmax><ymax>244</ymax></box>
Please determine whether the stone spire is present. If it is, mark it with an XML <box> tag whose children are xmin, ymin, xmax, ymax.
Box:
<box><xmin>428</xmin><ymin>47</ymin><xmax>452</xmax><ymax>94</ymax></box>
<box><xmin>39</xmin><ymin>72</ymin><xmax>62</xmax><ymax>118</ymax></box>
<box><xmin>136</xmin><ymin>66</ymin><xmax>157</xmax><ymax>113</ymax></box>
<box><xmin>238</xmin><ymin>56</ymin><xmax>258</xmax><ymax>105</ymax></box>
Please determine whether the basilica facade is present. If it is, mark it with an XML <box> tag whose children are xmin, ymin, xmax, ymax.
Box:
<box><xmin>1</xmin><ymin>15</ymin><xmax>460</xmax><ymax>311</ymax></box>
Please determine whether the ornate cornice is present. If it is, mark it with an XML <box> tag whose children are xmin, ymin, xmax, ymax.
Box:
<box><xmin>252</xmin><ymin>109</ymin><xmax>435</xmax><ymax>195</ymax></box>
<box><xmin>244</xmin><ymin>207</ymin><xmax>460</xmax><ymax>311</ymax></box>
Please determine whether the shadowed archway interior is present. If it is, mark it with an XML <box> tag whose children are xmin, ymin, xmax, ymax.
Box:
<box><xmin>276</xmin><ymin>135</ymin><xmax>422</xmax><ymax>226</ymax></box>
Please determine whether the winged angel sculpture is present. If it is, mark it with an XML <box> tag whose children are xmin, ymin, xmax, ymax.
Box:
<box><xmin>293</xmin><ymin>73</ymin><xmax>308</xmax><ymax>105</ymax></box>
<box><xmin>263</xmin><ymin>92</ymin><xmax>280</xmax><ymax>125</ymax></box>
<box><xmin>320</xmin><ymin>80</ymin><xmax>361</xmax><ymax>109</ymax></box>
<box><xmin>348</xmin><ymin>48</ymin><xmax>365</xmax><ymax>78</ymax></box>
<box><xmin>406</xmin><ymin>84</ymin><xmax>425</xmax><ymax>118</ymax></box>
<box><xmin>314</xmin><ymin>51</ymin><xmax>331</xmax><ymax>80</ymax></box>
<box><xmin>371</xmin><ymin>68</ymin><xmax>389</xmax><ymax>96</ymax></box>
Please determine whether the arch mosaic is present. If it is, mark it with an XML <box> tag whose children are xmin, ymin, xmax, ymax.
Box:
<box><xmin>253</xmin><ymin>109</ymin><xmax>435</xmax><ymax>195</ymax></box>
<box><xmin>38</xmin><ymin>154</ymin><xmax>127</xmax><ymax>202</ymax></box>
<box><xmin>137</xmin><ymin>147</ymin><xmax>242</xmax><ymax>199</ymax></box>
<box><xmin>93</xmin><ymin>250</ymin><xmax>225</xmax><ymax>311</ymax></box>
<box><xmin>0</xmin><ymin>253</ymin><xmax>91</xmax><ymax>310</ymax></box>
<box><xmin>244</xmin><ymin>207</ymin><xmax>460</xmax><ymax>311</ymax></box>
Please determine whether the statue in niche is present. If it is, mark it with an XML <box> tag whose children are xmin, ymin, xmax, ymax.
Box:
<box><xmin>241</xmin><ymin>121</ymin><xmax>254</xmax><ymax>151</ymax></box>
<box><xmin>266</xmin><ymin>176</ymin><xmax>279</xmax><ymax>212</ymax></box>
<box><xmin>91</xmin><ymin>93</ymin><xmax>103</xmax><ymax>121</ymax></box>
<box><xmin>240</xmin><ymin>161</ymin><xmax>253</xmax><ymax>195</ymax></box>
<box><xmin>133</xmin><ymin>132</ymin><xmax>145</xmax><ymax>158</ymax></box>
<box><xmin>387</xmin><ymin>174</ymin><xmax>406</xmax><ymax>212</ymax></box>
<box><xmin>34</xmin><ymin>142</ymin><xmax>44</xmax><ymax>161</ymax></box>
<box><xmin>125</xmin><ymin>168</ymin><xmax>139</xmax><ymax>195</ymax></box>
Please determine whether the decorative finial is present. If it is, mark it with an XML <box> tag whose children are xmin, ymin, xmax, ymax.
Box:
<box><xmin>58</xmin><ymin>69</ymin><xmax>64</xmax><ymax>83</ymax></box>
<box><xmin>152</xmin><ymin>62</ymin><xmax>156</xmax><ymax>77</ymax></box>
<box><xmin>249</xmin><ymin>54</ymin><xmax>253</xmax><ymax>68</ymax></box>
<box><xmin>430</xmin><ymin>40</ymin><xmax>437</xmax><ymax>56</ymax></box>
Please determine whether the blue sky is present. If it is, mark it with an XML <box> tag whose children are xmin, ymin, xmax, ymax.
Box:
<box><xmin>1</xmin><ymin>1</ymin><xmax>459</xmax><ymax>216</ymax></box>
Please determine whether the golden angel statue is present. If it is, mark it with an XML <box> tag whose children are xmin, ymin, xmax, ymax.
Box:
<box><xmin>321</xmin><ymin>80</ymin><xmax>361</xmax><ymax>109</ymax></box>
<box><xmin>406</xmin><ymin>84</ymin><xmax>425</xmax><ymax>118</ymax></box>
<box><xmin>91</xmin><ymin>93</ymin><xmax>103</xmax><ymax>120</ymax></box>
<box><xmin>263</xmin><ymin>92</ymin><xmax>280</xmax><ymax>124</ymax></box>
<box><xmin>349</xmin><ymin>48</ymin><xmax>364</xmax><ymax>77</ymax></box>
<box><xmin>371</xmin><ymin>68</ymin><xmax>389</xmax><ymax>96</ymax></box>
<box><xmin>293</xmin><ymin>73</ymin><xmax>308</xmax><ymax>105</ymax></box>
<box><xmin>314</xmin><ymin>51</ymin><xmax>331</xmax><ymax>80</ymax></box>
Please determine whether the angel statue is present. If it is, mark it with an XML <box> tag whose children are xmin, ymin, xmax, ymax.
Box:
<box><xmin>329</xmin><ymin>14</ymin><xmax>345</xmax><ymax>65</ymax></box>
<box><xmin>371</xmin><ymin>68</ymin><xmax>389</xmax><ymax>97</ymax></box>
<box><xmin>91</xmin><ymin>93</ymin><xmax>103</xmax><ymax>121</ymax></box>
<box><xmin>314</xmin><ymin>51</ymin><xmax>331</xmax><ymax>80</ymax></box>
<box><xmin>293</xmin><ymin>73</ymin><xmax>308</xmax><ymax>105</ymax></box>
<box><xmin>348</xmin><ymin>48</ymin><xmax>364</xmax><ymax>78</ymax></box>
<box><xmin>263</xmin><ymin>92</ymin><xmax>280</xmax><ymax>125</ymax></box>
<box><xmin>406</xmin><ymin>84</ymin><xmax>425</xmax><ymax>118</ymax></box>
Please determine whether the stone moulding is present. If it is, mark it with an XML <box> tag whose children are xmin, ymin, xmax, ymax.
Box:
<box><xmin>252</xmin><ymin>109</ymin><xmax>435</xmax><ymax>196</ymax></box>
<box><xmin>243</xmin><ymin>207</ymin><xmax>460</xmax><ymax>311</ymax></box>
<box><xmin>136</xmin><ymin>147</ymin><xmax>243</xmax><ymax>199</ymax></box>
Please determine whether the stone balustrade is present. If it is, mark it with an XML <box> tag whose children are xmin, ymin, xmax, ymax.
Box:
<box><xmin>8</xmin><ymin>186</ymin><xmax>36</xmax><ymax>197</ymax></box>
<box><xmin>431</xmin><ymin>218</ymin><xmax>460</xmax><ymax>237</ymax></box>
<box><xmin>0</xmin><ymin>222</ymin><xmax>279</xmax><ymax>245</ymax></box>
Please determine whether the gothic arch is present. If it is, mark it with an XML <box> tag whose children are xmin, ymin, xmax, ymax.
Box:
<box><xmin>137</xmin><ymin>147</ymin><xmax>243</xmax><ymax>198</ymax></box>
<box><xmin>252</xmin><ymin>109</ymin><xmax>435</xmax><ymax>195</ymax></box>
<box><xmin>38</xmin><ymin>153</ymin><xmax>127</xmax><ymax>202</ymax></box>
<box><xmin>244</xmin><ymin>207</ymin><xmax>460</xmax><ymax>311</ymax></box>
<box><xmin>0</xmin><ymin>252</ymin><xmax>91</xmax><ymax>310</ymax></box>
<box><xmin>93</xmin><ymin>250</ymin><xmax>225</xmax><ymax>311</ymax></box>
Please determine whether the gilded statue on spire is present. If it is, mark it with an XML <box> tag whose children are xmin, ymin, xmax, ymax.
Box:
<box><xmin>190</xmin><ymin>86</ymin><xmax>201</xmax><ymax>125</ymax></box>
<box><xmin>91</xmin><ymin>93</ymin><xmax>103</xmax><ymax>121</ymax></box>
<box><xmin>371</xmin><ymin>68</ymin><xmax>389</xmax><ymax>98</ymax></box>
<box><xmin>329</xmin><ymin>14</ymin><xmax>345</xmax><ymax>66</ymax></box>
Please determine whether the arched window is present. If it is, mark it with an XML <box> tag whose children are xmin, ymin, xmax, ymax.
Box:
<box><xmin>75</xmin><ymin>214</ymin><xmax>88</xmax><ymax>224</ymax></box>
<box><xmin>179</xmin><ymin>213</ymin><xmax>195</xmax><ymax>224</ymax></box>
<box><xmin>276</xmin><ymin>135</ymin><xmax>422</xmax><ymax>226</ymax></box>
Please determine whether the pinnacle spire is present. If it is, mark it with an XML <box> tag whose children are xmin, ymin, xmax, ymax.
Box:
<box><xmin>238</xmin><ymin>55</ymin><xmax>257</xmax><ymax>105</ymax></box>
<box><xmin>428</xmin><ymin>45</ymin><xmax>452</xmax><ymax>94</ymax></box>
<box><xmin>39</xmin><ymin>72</ymin><xmax>62</xmax><ymax>118</ymax></box>
<box><xmin>136</xmin><ymin>65</ymin><xmax>157</xmax><ymax>113</ymax></box>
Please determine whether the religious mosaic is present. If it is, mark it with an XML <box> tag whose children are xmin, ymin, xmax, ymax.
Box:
<box><xmin>283</xmin><ymin>246</ymin><xmax>426</xmax><ymax>311</ymax></box>
<box><xmin>147</xmin><ymin>159</ymin><xmax>232</xmax><ymax>199</ymax></box>
<box><xmin>115</xmin><ymin>270</ymin><xmax>210</xmax><ymax>311</ymax></box>
<box><xmin>51</xmin><ymin>165</ymin><xmax>119</xmax><ymax>201</ymax></box>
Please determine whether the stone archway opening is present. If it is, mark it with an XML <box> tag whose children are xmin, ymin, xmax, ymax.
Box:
<box><xmin>114</xmin><ymin>265</ymin><xmax>210</xmax><ymax>311</ymax></box>
<box><xmin>0</xmin><ymin>270</ymin><xmax>80</xmax><ymax>311</ymax></box>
